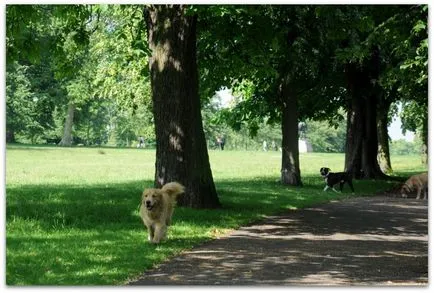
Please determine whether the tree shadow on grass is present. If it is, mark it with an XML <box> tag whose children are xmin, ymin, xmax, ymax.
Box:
<box><xmin>6</xmin><ymin>181</ymin><xmax>151</xmax><ymax>230</ymax></box>
<box><xmin>6</xmin><ymin>179</ymin><xmax>224</xmax><ymax>285</ymax></box>
<box><xmin>2</xmin><ymin>177</ymin><xmax>321</xmax><ymax>285</ymax></box>
<box><xmin>6</xmin><ymin>228</ymin><xmax>210</xmax><ymax>285</ymax></box>
<box><xmin>5</xmin><ymin>178</ymin><xmax>298</xmax><ymax>285</ymax></box>
<box><xmin>5</xmin><ymin>177</ymin><xmax>407</xmax><ymax>285</ymax></box>
<box><xmin>6</xmin><ymin>176</ymin><xmax>399</xmax><ymax>234</ymax></box>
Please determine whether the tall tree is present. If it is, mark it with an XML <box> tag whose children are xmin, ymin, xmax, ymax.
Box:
<box><xmin>365</xmin><ymin>5</ymin><xmax>428</xmax><ymax>170</ymax></box>
<box><xmin>88</xmin><ymin>5</ymin><xmax>153</xmax><ymax>147</ymax></box>
<box><xmin>56</xmin><ymin>7</ymin><xmax>94</xmax><ymax>146</ymax></box>
<box><xmin>382</xmin><ymin>5</ymin><xmax>428</xmax><ymax>164</ymax></box>
<box><xmin>6</xmin><ymin>4</ymin><xmax>156</xmax><ymax>147</ymax></box>
<box><xmin>344</xmin><ymin>47</ymin><xmax>387</xmax><ymax>179</ymax></box>
<box><xmin>198</xmin><ymin>5</ymin><xmax>334</xmax><ymax>186</ymax></box>
<box><xmin>7</xmin><ymin>5</ymin><xmax>94</xmax><ymax>146</ymax></box>
<box><xmin>325</xmin><ymin>5</ymin><xmax>405</xmax><ymax>179</ymax></box>
<box><xmin>341</xmin><ymin>5</ymin><xmax>428</xmax><ymax>176</ymax></box>
<box><xmin>6</xmin><ymin>62</ymin><xmax>34</xmax><ymax>143</ymax></box>
<box><xmin>279</xmin><ymin>73</ymin><xmax>302</xmax><ymax>185</ymax></box>
<box><xmin>145</xmin><ymin>5</ymin><xmax>220</xmax><ymax>208</ymax></box>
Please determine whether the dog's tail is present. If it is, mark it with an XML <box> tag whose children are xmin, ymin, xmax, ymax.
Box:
<box><xmin>161</xmin><ymin>182</ymin><xmax>185</xmax><ymax>198</ymax></box>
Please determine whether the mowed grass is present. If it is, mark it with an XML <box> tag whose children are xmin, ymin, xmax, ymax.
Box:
<box><xmin>5</xmin><ymin>144</ymin><xmax>427</xmax><ymax>285</ymax></box>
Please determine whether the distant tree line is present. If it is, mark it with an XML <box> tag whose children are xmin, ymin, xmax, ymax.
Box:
<box><xmin>6</xmin><ymin>5</ymin><xmax>154</xmax><ymax>147</ymax></box>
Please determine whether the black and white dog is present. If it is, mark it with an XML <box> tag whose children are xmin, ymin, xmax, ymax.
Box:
<box><xmin>320</xmin><ymin>167</ymin><xmax>355</xmax><ymax>193</ymax></box>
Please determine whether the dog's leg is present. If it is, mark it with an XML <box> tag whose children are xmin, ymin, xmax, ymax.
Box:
<box><xmin>152</xmin><ymin>224</ymin><xmax>167</xmax><ymax>244</ymax></box>
<box><xmin>147</xmin><ymin>225</ymin><xmax>155</xmax><ymax>242</ymax></box>
<box><xmin>323</xmin><ymin>185</ymin><xmax>329</xmax><ymax>192</ymax></box>
<box><xmin>347</xmin><ymin>180</ymin><xmax>355</xmax><ymax>193</ymax></box>
<box><xmin>332</xmin><ymin>187</ymin><xmax>340</xmax><ymax>193</ymax></box>
<box><xmin>416</xmin><ymin>187</ymin><xmax>421</xmax><ymax>200</ymax></box>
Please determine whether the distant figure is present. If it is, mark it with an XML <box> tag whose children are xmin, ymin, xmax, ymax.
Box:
<box><xmin>262</xmin><ymin>140</ymin><xmax>268</xmax><ymax>151</ymax></box>
<box><xmin>216</xmin><ymin>136</ymin><xmax>225</xmax><ymax>150</ymax></box>
<box><xmin>220</xmin><ymin>136</ymin><xmax>226</xmax><ymax>150</ymax></box>
<box><xmin>216</xmin><ymin>137</ymin><xmax>222</xmax><ymax>149</ymax></box>
<box><xmin>137</xmin><ymin>136</ymin><xmax>145</xmax><ymax>148</ymax></box>
<box><xmin>271</xmin><ymin>140</ymin><xmax>277</xmax><ymax>151</ymax></box>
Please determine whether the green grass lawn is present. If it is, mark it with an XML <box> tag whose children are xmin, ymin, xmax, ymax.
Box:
<box><xmin>5</xmin><ymin>144</ymin><xmax>427</xmax><ymax>285</ymax></box>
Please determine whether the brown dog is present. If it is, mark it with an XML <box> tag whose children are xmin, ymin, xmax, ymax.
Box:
<box><xmin>400</xmin><ymin>173</ymin><xmax>428</xmax><ymax>200</ymax></box>
<box><xmin>140</xmin><ymin>182</ymin><xmax>185</xmax><ymax>243</ymax></box>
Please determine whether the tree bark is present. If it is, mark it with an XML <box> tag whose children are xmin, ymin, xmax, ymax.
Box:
<box><xmin>421</xmin><ymin>116</ymin><xmax>428</xmax><ymax>164</ymax></box>
<box><xmin>376</xmin><ymin>95</ymin><xmax>392</xmax><ymax>174</ymax></box>
<box><xmin>344</xmin><ymin>63</ymin><xmax>364</xmax><ymax>179</ymax></box>
<box><xmin>344</xmin><ymin>59</ymin><xmax>387</xmax><ymax>180</ymax></box>
<box><xmin>362</xmin><ymin>92</ymin><xmax>386</xmax><ymax>178</ymax></box>
<box><xmin>58</xmin><ymin>102</ymin><xmax>75</xmax><ymax>147</ymax></box>
<box><xmin>146</xmin><ymin>5</ymin><xmax>221</xmax><ymax>208</ymax></box>
<box><xmin>280</xmin><ymin>76</ymin><xmax>302</xmax><ymax>186</ymax></box>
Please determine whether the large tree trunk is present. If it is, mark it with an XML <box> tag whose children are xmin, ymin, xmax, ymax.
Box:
<box><xmin>58</xmin><ymin>102</ymin><xmax>75</xmax><ymax>146</ymax></box>
<box><xmin>362</xmin><ymin>92</ymin><xmax>386</xmax><ymax>178</ymax></box>
<box><xmin>344</xmin><ymin>64</ymin><xmax>364</xmax><ymax>179</ymax></box>
<box><xmin>376</xmin><ymin>95</ymin><xmax>392</xmax><ymax>174</ymax></box>
<box><xmin>280</xmin><ymin>76</ymin><xmax>302</xmax><ymax>186</ymax></box>
<box><xmin>421</xmin><ymin>115</ymin><xmax>428</xmax><ymax>165</ymax></box>
<box><xmin>344</xmin><ymin>59</ymin><xmax>387</xmax><ymax>179</ymax></box>
<box><xmin>362</xmin><ymin>47</ymin><xmax>388</xmax><ymax>179</ymax></box>
<box><xmin>146</xmin><ymin>5</ymin><xmax>220</xmax><ymax>208</ymax></box>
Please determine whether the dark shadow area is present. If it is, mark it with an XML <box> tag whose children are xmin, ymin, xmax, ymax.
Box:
<box><xmin>6</xmin><ymin>229</ymin><xmax>210</xmax><ymax>285</ymax></box>
<box><xmin>6</xmin><ymin>179</ymin><xmax>294</xmax><ymax>232</ymax></box>
<box><xmin>6</xmin><ymin>176</ymin><xmax>399</xmax><ymax>232</ymax></box>
<box><xmin>6</xmin><ymin>181</ymin><xmax>152</xmax><ymax>230</ymax></box>
<box><xmin>129</xmin><ymin>196</ymin><xmax>428</xmax><ymax>285</ymax></box>
<box><xmin>6</xmin><ymin>179</ymin><xmax>218</xmax><ymax>285</ymax></box>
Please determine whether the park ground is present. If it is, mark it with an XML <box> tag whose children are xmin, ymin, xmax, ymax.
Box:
<box><xmin>5</xmin><ymin>145</ymin><xmax>428</xmax><ymax>285</ymax></box>
<box><xmin>129</xmin><ymin>195</ymin><xmax>428</xmax><ymax>285</ymax></box>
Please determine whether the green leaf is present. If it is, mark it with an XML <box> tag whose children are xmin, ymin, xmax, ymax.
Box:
<box><xmin>412</xmin><ymin>20</ymin><xmax>426</xmax><ymax>34</ymax></box>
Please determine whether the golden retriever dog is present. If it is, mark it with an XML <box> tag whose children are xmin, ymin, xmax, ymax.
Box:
<box><xmin>400</xmin><ymin>173</ymin><xmax>428</xmax><ymax>200</ymax></box>
<box><xmin>140</xmin><ymin>182</ymin><xmax>185</xmax><ymax>243</ymax></box>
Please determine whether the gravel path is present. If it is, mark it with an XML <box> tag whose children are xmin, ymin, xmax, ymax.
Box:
<box><xmin>129</xmin><ymin>196</ymin><xmax>428</xmax><ymax>286</ymax></box>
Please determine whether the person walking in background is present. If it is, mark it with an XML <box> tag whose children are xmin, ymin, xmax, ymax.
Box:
<box><xmin>220</xmin><ymin>136</ymin><xmax>226</xmax><ymax>150</ymax></box>
<box><xmin>271</xmin><ymin>140</ymin><xmax>277</xmax><ymax>151</ymax></box>
<box><xmin>262</xmin><ymin>140</ymin><xmax>268</xmax><ymax>151</ymax></box>
<box><xmin>216</xmin><ymin>136</ymin><xmax>222</xmax><ymax>150</ymax></box>
<box><xmin>216</xmin><ymin>136</ymin><xmax>225</xmax><ymax>150</ymax></box>
<box><xmin>137</xmin><ymin>136</ymin><xmax>145</xmax><ymax>148</ymax></box>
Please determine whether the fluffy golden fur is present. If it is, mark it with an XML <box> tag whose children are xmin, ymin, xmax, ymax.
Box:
<box><xmin>140</xmin><ymin>182</ymin><xmax>185</xmax><ymax>243</ymax></box>
<box><xmin>400</xmin><ymin>173</ymin><xmax>428</xmax><ymax>200</ymax></box>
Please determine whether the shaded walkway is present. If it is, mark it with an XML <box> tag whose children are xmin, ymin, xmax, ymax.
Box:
<box><xmin>129</xmin><ymin>196</ymin><xmax>428</xmax><ymax>285</ymax></box>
